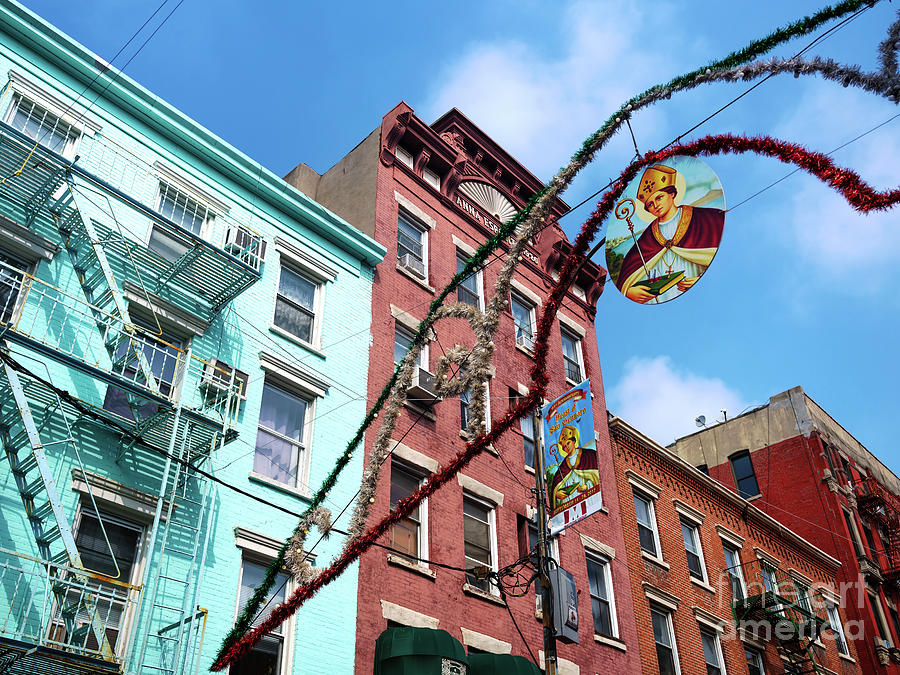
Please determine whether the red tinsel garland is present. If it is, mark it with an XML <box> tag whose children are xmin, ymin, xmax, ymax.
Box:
<box><xmin>212</xmin><ymin>133</ymin><xmax>900</xmax><ymax>670</ymax></box>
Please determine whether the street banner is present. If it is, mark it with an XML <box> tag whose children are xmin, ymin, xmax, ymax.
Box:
<box><xmin>542</xmin><ymin>379</ymin><xmax>601</xmax><ymax>534</ymax></box>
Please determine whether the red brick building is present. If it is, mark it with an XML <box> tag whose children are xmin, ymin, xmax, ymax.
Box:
<box><xmin>670</xmin><ymin>386</ymin><xmax>900</xmax><ymax>672</ymax></box>
<box><xmin>285</xmin><ymin>102</ymin><xmax>638</xmax><ymax>674</ymax></box>
<box><xmin>610</xmin><ymin>414</ymin><xmax>863</xmax><ymax>675</ymax></box>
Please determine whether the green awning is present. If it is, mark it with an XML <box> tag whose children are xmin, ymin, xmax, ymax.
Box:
<box><xmin>468</xmin><ymin>653</ymin><xmax>541</xmax><ymax>675</ymax></box>
<box><xmin>375</xmin><ymin>627</ymin><xmax>468</xmax><ymax>661</ymax></box>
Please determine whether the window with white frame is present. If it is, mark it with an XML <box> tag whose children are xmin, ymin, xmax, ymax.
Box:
<box><xmin>586</xmin><ymin>553</ymin><xmax>617</xmax><ymax>638</ymax></box>
<box><xmin>231</xmin><ymin>559</ymin><xmax>290</xmax><ymax>675</ymax></box>
<box><xmin>825</xmin><ymin>602</ymin><xmax>849</xmax><ymax>655</ymax></box>
<box><xmin>463</xmin><ymin>492</ymin><xmax>496</xmax><ymax>594</ymax></box>
<box><xmin>650</xmin><ymin>604</ymin><xmax>680</xmax><ymax>675</ymax></box>
<box><xmin>390</xmin><ymin>460</ymin><xmax>427</xmax><ymax>563</ymax></box>
<box><xmin>699</xmin><ymin>629</ymin><xmax>725</xmax><ymax>675</ymax></box>
<box><xmin>633</xmin><ymin>490</ymin><xmax>660</xmax><ymax>558</ymax></box>
<box><xmin>520</xmin><ymin>517</ymin><xmax>559</xmax><ymax>615</ymax></box>
<box><xmin>510</xmin><ymin>389</ymin><xmax>536</xmax><ymax>469</ymax></box>
<box><xmin>273</xmin><ymin>265</ymin><xmax>320</xmax><ymax>345</ymax></box>
<box><xmin>147</xmin><ymin>182</ymin><xmax>215</xmax><ymax>262</ymax></box>
<box><xmin>5</xmin><ymin>94</ymin><xmax>78</xmax><ymax>157</ymax></box>
<box><xmin>55</xmin><ymin>507</ymin><xmax>143</xmax><ymax>652</ymax></box>
<box><xmin>680</xmin><ymin>519</ymin><xmax>706</xmax><ymax>582</ymax></box>
<box><xmin>254</xmin><ymin>380</ymin><xmax>310</xmax><ymax>488</ymax></box>
<box><xmin>0</xmin><ymin>248</ymin><xmax>31</xmax><ymax>324</ymax></box>
<box><xmin>394</xmin><ymin>323</ymin><xmax>426</xmax><ymax>370</ymax></box>
<box><xmin>745</xmin><ymin>648</ymin><xmax>765</xmax><ymax>675</ymax></box>
<box><xmin>760</xmin><ymin>561</ymin><xmax>778</xmax><ymax>595</ymax></box>
<box><xmin>461</xmin><ymin>383</ymin><xmax>490</xmax><ymax>436</ymax></box>
<box><xmin>722</xmin><ymin>543</ymin><xmax>745</xmax><ymax>601</ymax></box>
<box><xmin>397</xmin><ymin>211</ymin><xmax>427</xmax><ymax>279</ymax></box>
<box><xmin>794</xmin><ymin>580</ymin><xmax>812</xmax><ymax>615</ymax></box>
<box><xmin>560</xmin><ymin>327</ymin><xmax>583</xmax><ymax>382</ymax></box>
<box><xmin>394</xmin><ymin>145</ymin><xmax>414</xmax><ymax>169</ymax></box>
<box><xmin>423</xmin><ymin>167</ymin><xmax>441</xmax><ymax>190</ymax></box>
<box><xmin>510</xmin><ymin>292</ymin><xmax>535</xmax><ymax>351</ymax></box>
<box><xmin>457</xmin><ymin>251</ymin><xmax>482</xmax><ymax>309</ymax></box>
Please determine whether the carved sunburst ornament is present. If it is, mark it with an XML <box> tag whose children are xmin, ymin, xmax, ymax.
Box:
<box><xmin>458</xmin><ymin>180</ymin><xmax>517</xmax><ymax>223</ymax></box>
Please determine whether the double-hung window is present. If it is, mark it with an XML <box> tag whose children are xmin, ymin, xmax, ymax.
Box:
<box><xmin>794</xmin><ymin>580</ymin><xmax>812</xmax><ymax>615</ymax></box>
<box><xmin>634</xmin><ymin>490</ymin><xmax>660</xmax><ymax>558</ymax></box>
<box><xmin>510</xmin><ymin>292</ymin><xmax>535</xmax><ymax>351</ymax></box>
<box><xmin>511</xmin><ymin>390</ymin><xmax>536</xmax><ymax>469</ymax></box>
<box><xmin>826</xmin><ymin>602</ymin><xmax>849</xmax><ymax>655</ymax></box>
<box><xmin>254</xmin><ymin>380</ymin><xmax>310</xmax><ymax>488</ymax></box>
<box><xmin>460</xmin><ymin>383</ymin><xmax>489</xmax><ymax>435</ymax></box>
<box><xmin>680</xmin><ymin>519</ymin><xmax>706</xmax><ymax>582</ymax></box>
<box><xmin>274</xmin><ymin>265</ymin><xmax>319</xmax><ymax>345</ymax></box>
<box><xmin>231</xmin><ymin>559</ymin><xmax>290</xmax><ymax>675</ymax></box>
<box><xmin>650</xmin><ymin>605</ymin><xmax>679</xmax><ymax>675</ymax></box>
<box><xmin>397</xmin><ymin>211</ymin><xmax>427</xmax><ymax>279</ymax></box>
<box><xmin>722</xmin><ymin>544</ymin><xmax>745</xmax><ymax>600</ymax></box>
<box><xmin>729</xmin><ymin>450</ymin><xmax>760</xmax><ymax>498</ymax></box>
<box><xmin>0</xmin><ymin>249</ymin><xmax>30</xmax><ymax>324</ymax></box>
<box><xmin>390</xmin><ymin>461</ymin><xmax>426</xmax><ymax>562</ymax></box>
<box><xmin>148</xmin><ymin>182</ymin><xmax>214</xmax><ymax>262</ymax></box>
<box><xmin>457</xmin><ymin>252</ymin><xmax>481</xmax><ymax>309</ymax></box>
<box><xmin>586</xmin><ymin>554</ymin><xmax>616</xmax><ymax>638</ymax></box>
<box><xmin>463</xmin><ymin>493</ymin><xmax>496</xmax><ymax>594</ymax></box>
<box><xmin>5</xmin><ymin>94</ymin><xmax>78</xmax><ymax>157</ymax></box>
<box><xmin>560</xmin><ymin>328</ymin><xmax>583</xmax><ymax>382</ymax></box>
<box><xmin>700</xmin><ymin>629</ymin><xmax>724</xmax><ymax>675</ymax></box>
<box><xmin>394</xmin><ymin>323</ymin><xmax>426</xmax><ymax>370</ymax></box>
<box><xmin>745</xmin><ymin>648</ymin><xmax>765</xmax><ymax>675</ymax></box>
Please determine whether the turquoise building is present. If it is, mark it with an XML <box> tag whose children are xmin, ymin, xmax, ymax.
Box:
<box><xmin>0</xmin><ymin>1</ymin><xmax>384</xmax><ymax>673</ymax></box>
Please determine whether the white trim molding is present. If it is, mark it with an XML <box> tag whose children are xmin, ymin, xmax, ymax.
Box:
<box><xmin>390</xmin><ymin>439</ymin><xmax>438</xmax><ymax>473</ymax></box>
<box><xmin>457</xmin><ymin>473</ymin><xmax>504</xmax><ymax>506</ymax></box>
<box><xmin>625</xmin><ymin>470</ymin><xmax>661</xmax><ymax>500</ymax></box>
<box><xmin>258</xmin><ymin>350</ymin><xmax>329</xmax><ymax>398</ymax></box>
<box><xmin>509</xmin><ymin>278</ymin><xmax>542</xmax><ymax>306</ymax></box>
<box><xmin>394</xmin><ymin>191</ymin><xmax>436</xmax><ymax>228</ymax></box>
<box><xmin>153</xmin><ymin>160</ymin><xmax>231</xmax><ymax>214</ymax></box>
<box><xmin>8</xmin><ymin>69</ymin><xmax>101</xmax><ymax>134</ymax></box>
<box><xmin>70</xmin><ymin>469</ymin><xmax>163</xmax><ymax>523</ymax></box>
<box><xmin>579</xmin><ymin>533</ymin><xmax>615</xmax><ymax>560</ymax></box>
<box><xmin>643</xmin><ymin>582</ymin><xmax>680</xmax><ymax>611</ymax></box>
<box><xmin>693</xmin><ymin>606</ymin><xmax>728</xmax><ymax>632</ymax></box>
<box><xmin>556</xmin><ymin>311</ymin><xmax>586</xmax><ymax>337</ymax></box>
<box><xmin>459</xmin><ymin>628</ymin><xmax>511</xmax><ymax>654</ymax></box>
<box><xmin>380</xmin><ymin>600</ymin><xmax>439</xmax><ymax>629</ymax></box>
<box><xmin>715</xmin><ymin>524</ymin><xmax>745</xmax><ymax>548</ymax></box>
<box><xmin>390</xmin><ymin>304</ymin><xmax>428</xmax><ymax>334</ymax></box>
<box><xmin>451</xmin><ymin>234</ymin><xmax>477</xmax><ymax>257</ymax></box>
<box><xmin>673</xmin><ymin>499</ymin><xmax>705</xmax><ymax>525</ymax></box>
<box><xmin>0</xmin><ymin>215</ymin><xmax>58</xmax><ymax>261</ymax></box>
<box><xmin>275</xmin><ymin>236</ymin><xmax>338</xmax><ymax>282</ymax></box>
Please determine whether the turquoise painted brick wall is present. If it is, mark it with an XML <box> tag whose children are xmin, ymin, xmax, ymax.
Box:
<box><xmin>0</xmin><ymin>1</ymin><xmax>383</xmax><ymax>672</ymax></box>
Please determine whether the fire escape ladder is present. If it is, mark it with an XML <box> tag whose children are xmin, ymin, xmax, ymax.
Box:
<box><xmin>855</xmin><ymin>478</ymin><xmax>900</xmax><ymax>585</ymax></box>
<box><xmin>0</xmin><ymin>352</ymin><xmax>115</xmax><ymax>659</ymax></box>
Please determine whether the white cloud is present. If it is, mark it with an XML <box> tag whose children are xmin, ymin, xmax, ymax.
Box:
<box><xmin>608</xmin><ymin>356</ymin><xmax>748</xmax><ymax>445</ymax></box>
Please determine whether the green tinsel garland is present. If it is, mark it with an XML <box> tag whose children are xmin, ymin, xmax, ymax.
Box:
<box><xmin>214</xmin><ymin>0</ymin><xmax>876</xmax><ymax>659</ymax></box>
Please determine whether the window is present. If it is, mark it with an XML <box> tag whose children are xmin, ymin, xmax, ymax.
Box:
<box><xmin>633</xmin><ymin>490</ymin><xmax>660</xmax><ymax>557</ymax></box>
<box><xmin>55</xmin><ymin>508</ymin><xmax>143</xmax><ymax>651</ymax></box>
<box><xmin>510</xmin><ymin>292</ymin><xmax>535</xmax><ymax>351</ymax></box>
<box><xmin>274</xmin><ymin>265</ymin><xmax>319</xmax><ymax>344</ymax></box>
<box><xmin>840</xmin><ymin>455</ymin><xmax>854</xmax><ymax>485</ymax></box>
<box><xmin>231</xmin><ymin>559</ymin><xmax>290</xmax><ymax>675</ymax></box>
<box><xmin>5</xmin><ymin>94</ymin><xmax>78</xmax><ymax>157</ymax></box>
<box><xmin>102</xmin><ymin>326</ymin><xmax>183</xmax><ymax>420</ymax></box>
<box><xmin>723</xmin><ymin>544</ymin><xmax>745</xmax><ymax>600</ymax></box>
<box><xmin>794</xmin><ymin>581</ymin><xmax>812</xmax><ymax>615</ymax></box>
<box><xmin>728</xmin><ymin>451</ymin><xmax>760</xmax><ymax>498</ymax></box>
<box><xmin>148</xmin><ymin>182</ymin><xmax>214</xmax><ymax>262</ymax></box>
<box><xmin>460</xmin><ymin>383</ymin><xmax>489</xmax><ymax>435</ymax></box>
<box><xmin>423</xmin><ymin>167</ymin><xmax>441</xmax><ymax>190</ymax></box>
<box><xmin>760</xmin><ymin>562</ymin><xmax>778</xmax><ymax>595</ymax></box>
<box><xmin>889</xmin><ymin>605</ymin><xmax>900</xmax><ymax>644</ymax></box>
<box><xmin>700</xmin><ymin>629</ymin><xmax>724</xmax><ymax>675</ymax></box>
<box><xmin>463</xmin><ymin>493</ymin><xmax>496</xmax><ymax>594</ymax></box>
<box><xmin>0</xmin><ymin>249</ymin><xmax>29</xmax><ymax>323</ymax></box>
<box><xmin>696</xmin><ymin>464</ymin><xmax>709</xmax><ymax>476</ymax></box>
<box><xmin>650</xmin><ymin>605</ymin><xmax>679</xmax><ymax>675</ymax></box>
<box><xmin>390</xmin><ymin>461</ymin><xmax>425</xmax><ymax>562</ymax></box>
<box><xmin>254</xmin><ymin>380</ymin><xmax>309</xmax><ymax>487</ymax></box>
<box><xmin>745</xmin><ymin>648</ymin><xmax>765</xmax><ymax>675</ymax></box>
<box><xmin>826</xmin><ymin>602</ymin><xmax>849</xmax><ymax>655</ymax></box>
<box><xmin>861</xmin><ymin>519</ymin><xmax>880</xmax><ymax>561</ymax></box>
<box><xmin>680</xmin><ymin>519</ymin><xmax>706</xmax><ymax>581</ymax></box>
<box><xmin>560</xmin><ymin>328</ymin><xmax>583</xmax><ymax>382</ymax></box>
<box><xmin>870</xmin><ymin>591</ymin><xmax>892</xmax><ymax>642</ymax></box>
<box><xmin>842</xmin><ymin>509</ymin><xmax>864</xmax><ymax>558</ymax></box>
<box><xmin>457</xmin><ymin>252</ymin><xmax>481</xmax><ymax>308</ymax></box>
<box><xmin>394</xmin><ymin>145</ymin><xmax>414</xmax><ymax>169</ymax></box>
<box><xmin>586</xmin><ymin>554</ymin><xmax>616</xmax><ymax>637</ymax></box>
<box><xmin>394</xmin><ymin>323</ymin><xmax>426</xmax><ymax>370</ymax></box>
<box><xmin>397</xmin><ymin>211</ymin><xmax>427</xmax><ymax>279</ymax></box>
<box><xmin>521</xmin><ymin>409</ymin><xmax>536</xmax><ymax>469</ymax></box>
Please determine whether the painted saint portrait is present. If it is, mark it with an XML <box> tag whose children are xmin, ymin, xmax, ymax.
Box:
<box><xmin>605</xmin><ymin>156</ymin><xmax>726</xmax><ymax>304</ymax></box>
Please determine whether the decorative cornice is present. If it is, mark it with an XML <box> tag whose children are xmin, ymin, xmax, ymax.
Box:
<box><xmin>642</xmin><ymin>582</ymin><xmax>680</xmax><ymax>610</ymax></box>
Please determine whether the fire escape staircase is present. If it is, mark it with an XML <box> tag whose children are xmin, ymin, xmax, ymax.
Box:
<box><xmin>855</xmin><ymin>477</ymin><xmax>900</xmax><ymax>587</ymax></box>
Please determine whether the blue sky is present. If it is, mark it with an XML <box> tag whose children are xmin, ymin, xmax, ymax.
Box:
<box><xmin>21</xmin><ymin>0</ymin><xmax>900</xmax><ymax>474</ymax></box>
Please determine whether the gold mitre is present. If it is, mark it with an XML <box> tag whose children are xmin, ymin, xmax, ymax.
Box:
<box><xmin>636</xmin><ymin>164</ymin><xmax>678</xmax><ymax>204</ymax></box>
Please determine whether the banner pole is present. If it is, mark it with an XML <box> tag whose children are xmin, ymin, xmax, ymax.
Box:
<box><xmin>532</xmin><ymin>407</ymin><xmax>558</xmax><ymax>675</ymax></box>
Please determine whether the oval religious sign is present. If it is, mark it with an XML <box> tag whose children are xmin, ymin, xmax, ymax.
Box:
<box><xmin>605</xmin><ymin>155</ymin><xmax>725</xmax><ymax>304</ymax></box>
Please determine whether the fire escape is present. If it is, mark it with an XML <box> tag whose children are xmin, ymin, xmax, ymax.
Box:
<box><xmin>730</xmin><ymin>559</ymin><xmax>828</xmax><ymax>674</ymax></box>
<box><xmin>855</xmin><ymin>476</ymin><xmax>900</xmax><ymax>588</ymax></box>
<box><xmin>0</xmin><ymin>102</ymin><xmax>263</xmax><ymax>675</ymax></box>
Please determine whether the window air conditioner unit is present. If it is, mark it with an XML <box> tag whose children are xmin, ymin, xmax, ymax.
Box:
<box><xmin>225</xmin><ymin>225</ymin><xmax>267</xmax><ymax>268</ymax></box>
<box><xmin>516</xmin><ymin>332</ymin><xmax>534</xmax><ymax>350</ymax></box>
<box><xmin>407</xmin><ymin>366</ymin><xmax>438</xmax><ymax>405</ymax></box>
<box><xmin>399</xmin><ymin>253</ymin><xmax>426</xmax><ymax>279</ymax></box>
<box><xmin>200</xmin><ymin>359</ymin><xmax>249</xmax><ymax>401</ymax></box>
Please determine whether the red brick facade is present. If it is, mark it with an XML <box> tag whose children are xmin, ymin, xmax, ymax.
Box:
<box><xmin>610</xmin><ymin>416</ymin><xmax>863</xmax><ymax>675</ymax></box>
<box><xmin>287</xmin><ymin>102</ymin><xmax>638</xmax><ymax>673</ymax></box>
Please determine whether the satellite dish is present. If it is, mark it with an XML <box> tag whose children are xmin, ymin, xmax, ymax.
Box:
<box><xmin>695</xmin><ymin>415</ymin><xmax>706</xmax><ymax>428</ymax></box>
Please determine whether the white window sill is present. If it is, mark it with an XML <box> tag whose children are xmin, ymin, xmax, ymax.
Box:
<box><xmin>268</xmin><ymin>324</ymin><xmax>326</xmax><ymax>359</ymax></box>
<box><xmin>462</xmin><ymin>583</ymin><xmax>505</xmax><ymax>606</ymax></box>
<box><xmin>403</xmin><ymin>399</ymin><xmax>437</xmax><ymax>421</ymax></box>
<box><xmin>690</xmin><ymin>576</ymin><xmax>716</xmax><ymax>594</ymax></box>
<box><xmin>248</xmin><ymin>471</ymin><xmax>312</xmax><ymax>501</ymax></box>
<box><xmin>396</xmin><ymin>263</ymin><xmax>435</xmax><ymax>293</ymax></box>
<box><xmin>514</xmin><ymin>343</ymin><xmax>535</xmax><ymax>358</ymax></box>
<box><xmin>565</xmin><ymin>376</ymin><xmax>584</xmax><ymax>387</ymax></box>
<box><xmin>387</xmin><ymin>553</ymin><xmax>436</xmax><ymax>579</ymax></box>
<box><xmin>458</xmin><ymin>430</ymin><xmax>497</xmax><ymax>455</ymax></box>
<box><xmin>837</xmin><ymin>652</ymin><xmax>856</xmax><ymax>663</ymax></box>
<box><xmin>594</xmin><ymin>634</ymin><xmax>627</xmax><ymax>652</ymax></box>
<box><xmin>641</xmin><ymin>551</ymin><xmax>670</xmax><ymax>570</ymax></box>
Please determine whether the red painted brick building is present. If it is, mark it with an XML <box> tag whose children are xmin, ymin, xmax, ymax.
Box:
<box><xmin>285</xmin><ymin>102</ymin><xmax>638</xmax><ymax>674</ymax></box>
<box><xmin>610</xmin><ymin>414</ymin><xmax>863</xmax><ymax>675</ymax></box>
<box><xmin>670</xmin><ymin>386</ymin><xmax>900</xmax><ymax>673</ymax></box>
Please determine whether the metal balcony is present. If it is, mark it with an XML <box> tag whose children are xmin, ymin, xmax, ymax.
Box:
<box><xmin>0</xmin><ymin>547</ymin><xmax>139</xmax><ymax>673</ymax></box>
<box><xmin>854</xmin><ymin>477</ymin><xmax>900</xmax><ymax>586</ymax></box>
